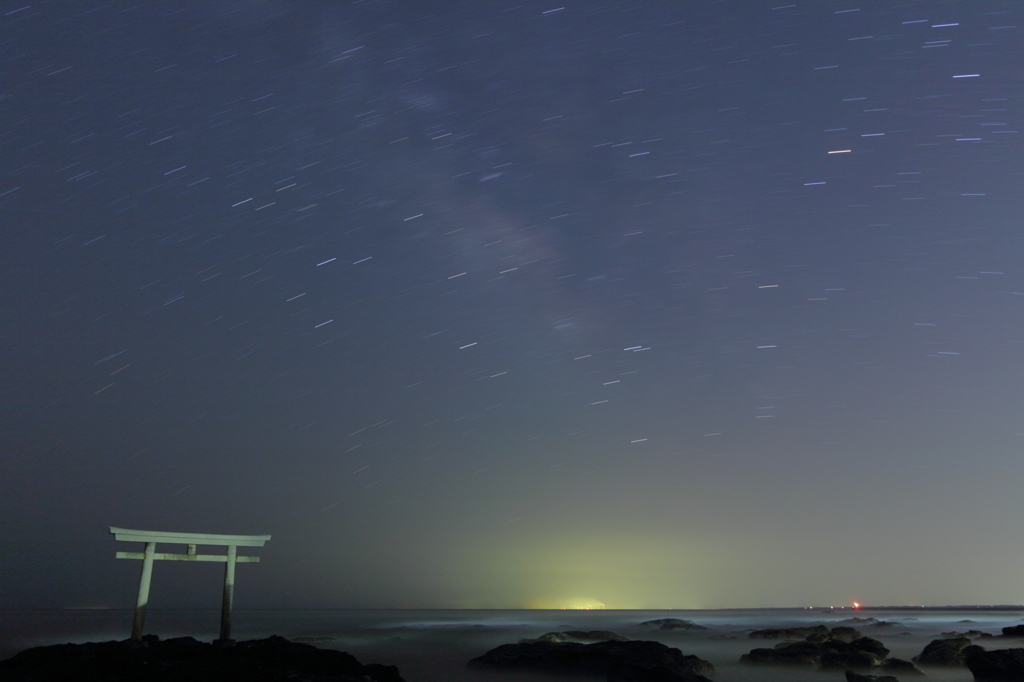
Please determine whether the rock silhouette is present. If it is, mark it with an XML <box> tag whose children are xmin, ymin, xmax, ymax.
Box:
<box><xmin>846</xmin><ymin>671</ymin><xmax>900</xmax><ymax>682</ymax></box>
<box><xmin>879</xmin><ymin>658</ymin><xmax>926</xmax><ymax>676</ymax></box>
<box><xmin>749</xmin><ymin>625</ymin><xmax>832</xmax><ymax>640</ymax></box>
<box><xmin>520</xmin><ymin>630</ymin><xmax>629</xmax><ymax>644</ymax></box>
<box><xmin>469</xmin><ymin>639</ymin><xmax>714</xmax><ymax>682</ymax></box>
<box><xmin>742</xmin><ymin>630</ymin><xmax>920</xmax><ymax>675</ymax></box>
<box><xmin>639</xmin><ymin>619</ymin><xmax>710</xmax><ymax>631</ymax></box>
<box><xmin>964</xmin><ymin>645</ymin><xmax>1024</xmax><ymax>681</ymax></box>
<box><xmin>914</xmin><ymin>637</ymin><xmax>973</xmax><ymax>666</ymax></box>
<box><xmin>0</xmin><ymin>635</ymin><xmax>404</xmax><ymax>682</ymax></box>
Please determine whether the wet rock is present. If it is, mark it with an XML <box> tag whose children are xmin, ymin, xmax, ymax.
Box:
<box><xmin>609</xmin><ymin>661</ymin><xmax>704</xmax><ymax>682</ymax></box>
<box><xmin>852</xmin><ymin>637</ymin><xmax>891</xmax><ymax>658</ymax></box>
<box><xmin>742</xmin><ymin>635</ymin><xmax>889</xmax><ymax>671</ymax></box>
<box><xmin>639</xmin><ymin>619</ymin><xmax>709</xmax><ymax>631</ymax></box>
<box><xmin>750</xmin><ymin>625</ymin><xmax>830</xmax><ymax>640</ymax></box>
<box><xmin>819</xmin><ymin>649</ymin><xmax>885</xmax><ymax>671</ymax></box>
<box><xmin>914</xmin><ymin>637</ymin><xmax>973</xmax><ymax>667</ymax></box>
<box><xmin>520</xmin><ymin>631</ymin><xmax>629</xmax><ymax>644</ymax></box>
<box><xmin>1003</xmin><ymin>627</ymin><xmax>1024</xmax><ymax>638</ymax></box>
<box><xmin>0</xmin><ymin>634</ymin><xmax>405</xmax><ymax>682</ymax></box>
<box><xmin>741</xmin><ymin>641</ymin><xmax>830</xmax><ymax>667</ymax></box>
<box><xmin>943</xmin><ymin>630</ymin><xmax>993</xmax><ymax>639</ymax></box>
<box><xmin>964</xmin><ymin>645</ymin><xmax>1024</xmax><ymax>681</ymax></box>
<box><xmin>469</xmin><ymin>639</ymin><xmax>714</xmax><ymax>682</ymax></box>
<box><xmin>831</xmin><ymin>628</ymin><xmax>867</xmax><ymax>643</ymax></box>
<box><xmin>846</xmin><ymin>672</ymin><xmax>900</xmax><ymax>682</ymax></box>
<box><xmin>879</xmin><ymin>658</ymin><xmax>925</xmax><ymax>676</ymax></box>
<box><xmin>845</xmin><ymin>671</ymin><xmax>900</xmax><ymax>682</ymax></box>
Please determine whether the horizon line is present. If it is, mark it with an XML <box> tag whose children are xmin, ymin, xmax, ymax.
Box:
<box><xmin>27</xmin><ymin>604</ymin><xmax>1024</xmax><ymax>612</ymax></box>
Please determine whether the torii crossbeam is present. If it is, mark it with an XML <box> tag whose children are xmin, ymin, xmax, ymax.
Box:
<box><xmin>110</xmin><ymin>526</ymin><xmax>271</xmax><ymax>642</ymax></box>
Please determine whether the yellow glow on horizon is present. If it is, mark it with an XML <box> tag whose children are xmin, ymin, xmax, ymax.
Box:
<box><xmin>453</xmin><ymin>529</ymin><xmax>751</xmax><ymax>610</ymax></box>
<box><xmin>526</xmin><ymin>597</ymin><xmax>606</xmax><ymax>610</ymax></box>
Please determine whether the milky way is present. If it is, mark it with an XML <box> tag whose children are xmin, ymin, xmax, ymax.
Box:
<box><xmin>2</xmin><ymin>1</ymin><xmax>1023</xmax><ymax>609</ymax></box>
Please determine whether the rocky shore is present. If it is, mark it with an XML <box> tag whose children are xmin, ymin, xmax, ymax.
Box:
<box><xmin>469</xmin><ymin>630</ymin><xmax>715</xmax><ymax>682</ymax></box>
<box><xmin>9</xmin><ymin>615</ymin><xmax>1024</xmax><ymax>682</ymax></box>
<box><xmin>0</xmin><ymin>634</ymin><xmax>405</xmax><ymax>682</ymax></box>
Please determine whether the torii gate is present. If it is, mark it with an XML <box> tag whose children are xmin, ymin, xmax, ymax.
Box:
<box><xmin>110</xmin><ymin>526</ymin><xmax>271</xmax><ymax>642</ymax></box>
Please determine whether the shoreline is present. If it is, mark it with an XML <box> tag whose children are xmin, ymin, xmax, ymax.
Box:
<box><xmin>4</xmin><ymin>607</ymin><xmax>1023</xmax><ymax>681</ymax></box>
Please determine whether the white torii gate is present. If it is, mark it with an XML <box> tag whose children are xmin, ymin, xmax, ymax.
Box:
<box><xmin>110</xmin><ymin>526</ymin><xmax>271</xmax><ymax>642</ymax></box>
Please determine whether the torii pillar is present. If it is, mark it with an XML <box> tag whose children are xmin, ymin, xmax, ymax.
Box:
<box><xmin>109</xmin><ymin>526</ymin><xmax>271</xmax><ymax>642</ymax></box>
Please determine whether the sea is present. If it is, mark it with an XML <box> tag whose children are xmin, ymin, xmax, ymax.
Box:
<box><xmin>2</xmin><ymin>607</ymin><xmax>1021</xmax><ymax>682</ymax></box>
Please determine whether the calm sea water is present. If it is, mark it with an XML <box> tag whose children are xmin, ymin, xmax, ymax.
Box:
<box><xmin>3</xmin><ymin>607</ymin><xmax>1022</xmax><ymax>682</ymax></box>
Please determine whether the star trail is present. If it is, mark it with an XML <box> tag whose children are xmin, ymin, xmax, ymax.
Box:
<box><xmin>2</xmin><ymin>1</ymin><xmax>1023</xmax><ymax>609</ymax></box>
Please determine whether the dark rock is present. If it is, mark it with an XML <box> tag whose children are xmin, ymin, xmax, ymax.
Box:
<box><xmin>0</xmin><ymin>634</ymin><xmax>404</xmax><ymax>682</ymax></box>
<box><xmin>741</xmin><ymin>648</ymin><xmax>817</xmax><ymax>667</ymax></box>
<box><xmin>820</xmin><ymin>649</ymin><xmax>885</xmax><ymax>671</ymax></box>
<box><xmin>1003</xmin><ymin>627</ymin><xmax>1024</xmax><ymax>638</ymax></box>
<box><xmin>831</xmin><ymin>627</ymin><xmax>866</xmax><ymax>643</ymax></box>
<box><xmin>943</xmin><ymin>630</ymin><xmax>993</xmax><ymax>639</ymax></box>
<box><xmin>914</xmin><ymin>637</ymin><xmax>973</xmax><ymax>666</ymax></box>
<box><xmin>750</xmin><ymin>625</ymin><xmax>830</xmax><ymax>640</ymax></box>
<box><xmin>469</xmin><ymin>639</ymin><xmax>714</xmax><ymax>682</ymax></box>
<box><xmin>845</xmin><ymin>671</ymin><xmax>900</xmax><ymax>682</ymax></box>
<box><xmin>879</xmin><ymin>658</ymin><xmax>925</xmax><ymax>676</ymax></box>
<box><xmin>609</xmin><ymin>661</ymin><xmax>703</xmax><ymax>682</ymax></box>
<box><xmin>639</xmin><ymin>619</ymin><xmax>709</xmax><ymax>631</ymax></box>
<box><xmin>520</xmin><ymin>630</ymin><xmax>629</xmax><ymax>644</ymax></box>
<box><xmin>852</xmin><ymin>637</ymin><xmax>891</xmax><ymax>658</ymax></box>
<box><xmin>964</xmin><ymin>645</ymin><xmax>1024</xmax><ymax>681</ymax></box>
<box><xmin>164</xmin><ymin>636</ymin><xmax>203</xmax><ymax>648</ymax></box>
<box><xmin>364</xmin><ymin>662</ymin><xmax>406</xmax><ymax>682</ymax></box>
<box><xmin>742</xmin><ymin>641</ymin><xmax>830</xmax><ymax>667</ymax></box>
<box><xmin>743</xmin><ymin>635</ymin><xmax>890</xmax><ymax>670</ymax></box>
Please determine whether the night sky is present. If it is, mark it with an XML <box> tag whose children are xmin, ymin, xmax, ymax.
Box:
<box><xmin>2</xmin><ymin>1</ymin><xmax>1023</xmax><ymax>612</ymax></box>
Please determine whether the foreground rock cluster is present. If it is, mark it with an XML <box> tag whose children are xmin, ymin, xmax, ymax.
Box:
<box><xmin>739</xmin><ymin>627</ymin><xmax>1024</xmax><ymax>682</ymax></box>
<box><xmin>965</xmin><ymin>646</ymin><xmax>1024</xmax><ymax>681</ymax></box>
<box><xmin>519</xmin><ymin>630</ymin><xmax>630</xmax><ymax>644</ymax></box>
<box><xmin>469</xmin><ymin>633</ymin><xmax>715</xmax><ymax>682</ymax></box>
<box><xmin>639</xmin><ymin>618</ymin><xmax>709</xmax><ymax>631</ymax></box>
<box><xmin>0</xmin><ymin>635</ymin><xmax>405</xmax><ymax>682</ymax></box>
<box><xmin>914</xmin><ymin>636</ymin><xmax>974</xmax><ymax>666</ymax></box>
<box><xmin>13</xmin><ymin>619</ymin><xmax>1024</xmax><ymax>682</ymax></box>
<box><xmin>909</xmin><ymin>635</ymin><xmax>1024</xmax><ymax>680</ymax></box>
<box><xmin>740</xmin><ymin>625</ymin><xmax>921</xmax><ymax>674</ymax></box>
<box><xmin>958</xmin><ymin>624</ymin><xmax>1024</xmax><ymax>681</ymax></box>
